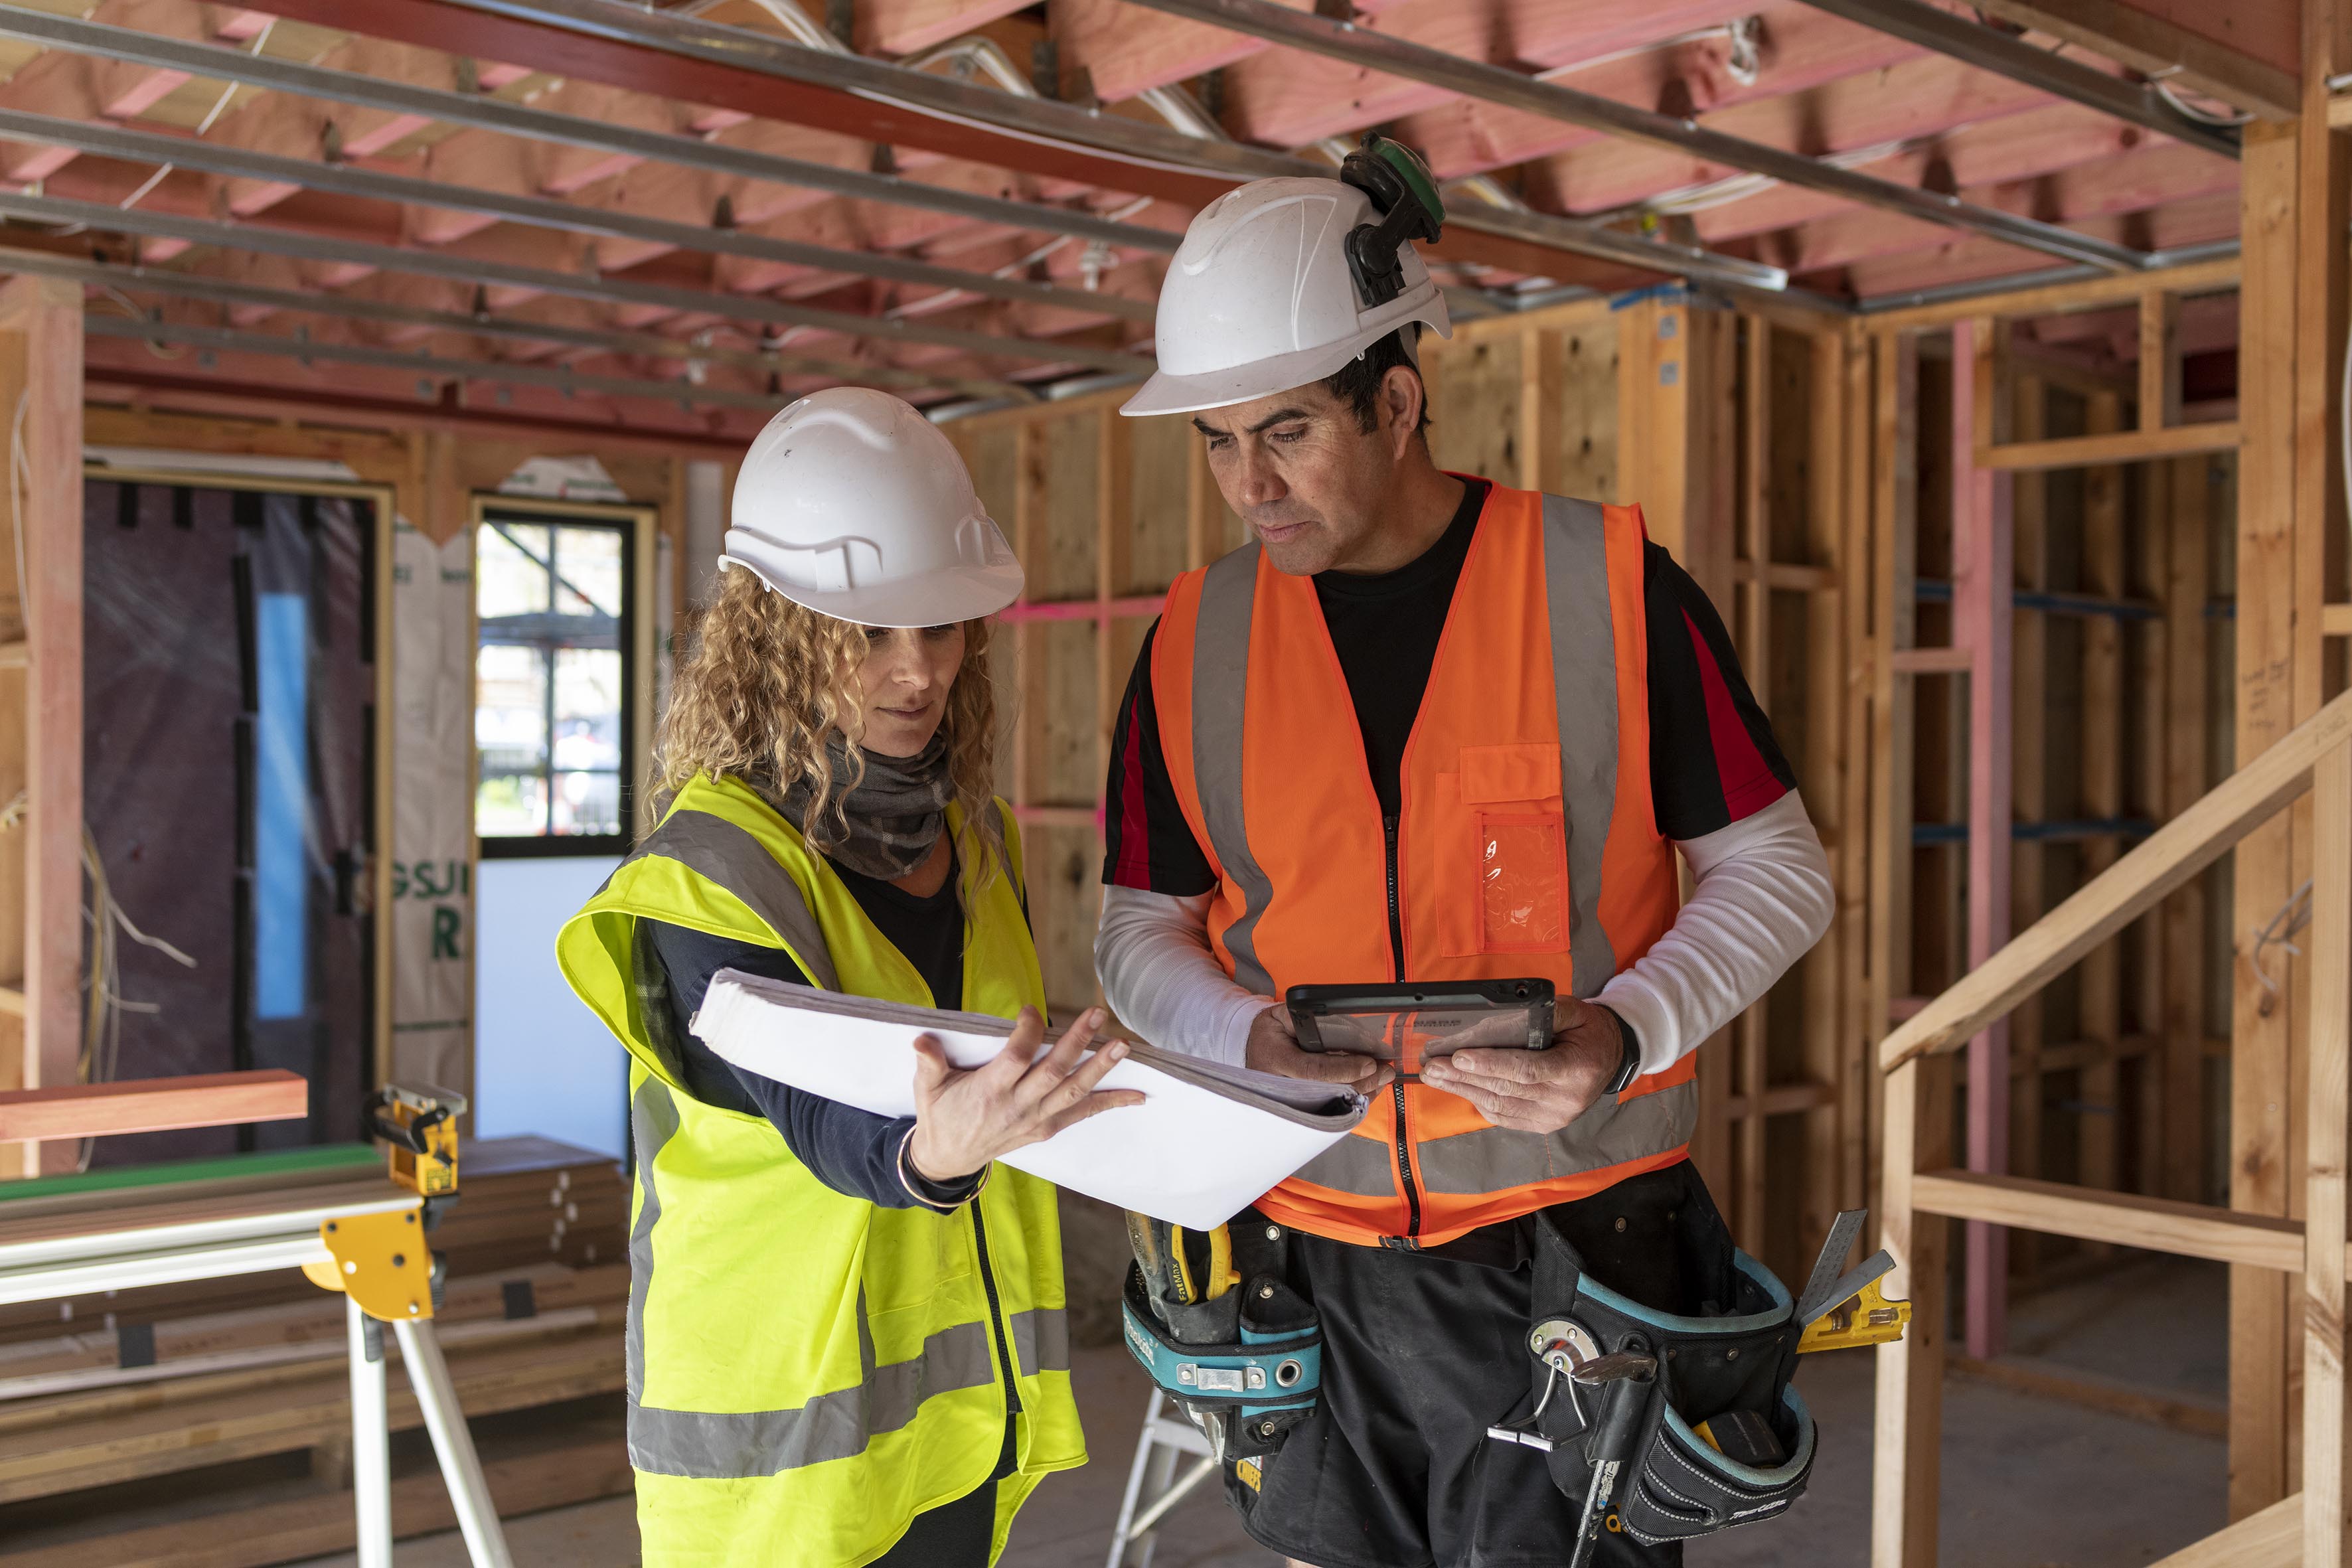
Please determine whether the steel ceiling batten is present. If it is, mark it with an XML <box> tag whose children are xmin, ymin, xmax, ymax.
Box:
<box><xmin>1125</xmin><ymin>0</ymin><xmax>2159</xmax><ymax>275</ymax></box>
<box><xmin>1788</xmin><ymin>0</ymin><xmax>2240</xmax><ymax>161</ymax></box>
<box><xmin>228</xmin><ymin>0</ymin><xmax>1790</xmax><ymax>291</ymax></box>
<box><xmin>0</xmin><ymin>245</ymin><xmax>1037</xmax><ymax>404</ymax></box>
<box><xmin>0</xmin><ymin>5</ymin><xmax>1184</xmax><ymax>257</ymax></box>
<box><xmin>0</xmin><ymin>108</ymin><xmax>1156</xmax><ymax>323</ymax></box>
<box><xmin>82</xmin><ymin>309</ymin><xmax>798</xmax><ymax>411</ymax></box>
<box><xmin>0</xmin><ymin>188</ymin><xmax>1149</xmax><ymax>372</ymax></box>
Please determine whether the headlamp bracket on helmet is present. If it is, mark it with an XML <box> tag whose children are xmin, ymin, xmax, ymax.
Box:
<box><xmin>1339</xmin><ymin>134</ymin><xmax>1445</xmax><ymax>311</ymax></box>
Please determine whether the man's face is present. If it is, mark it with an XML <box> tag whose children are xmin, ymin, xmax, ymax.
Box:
<box><xmin>1191</xmin><ymin>375</ymin><xmax>1407</xmax><ymax>576</ymax></box>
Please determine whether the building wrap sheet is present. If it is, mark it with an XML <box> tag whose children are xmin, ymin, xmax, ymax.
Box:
<box><xmin>390</xmin><ymin>517</ymin><xmax>475</xmax><ymax>1100</ymax></box>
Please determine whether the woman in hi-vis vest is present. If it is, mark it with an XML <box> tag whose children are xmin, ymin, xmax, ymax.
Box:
<box><xmin>557</xmin><ymin>388</ymin><xmax>1141</xmax><ymax>1568</ymax></box>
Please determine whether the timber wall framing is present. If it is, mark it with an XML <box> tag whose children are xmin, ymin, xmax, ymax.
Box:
<box><xmin>0</xmin><ymin>396</ymin><xmax>704</xmax><ymax>1179</ymax></box>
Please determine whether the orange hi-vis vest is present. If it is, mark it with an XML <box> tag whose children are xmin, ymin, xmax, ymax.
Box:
<box><xmin>1151</xmin><ymin>483</ymin><xmax>1695</xmax><ymax>1247</ymax></box>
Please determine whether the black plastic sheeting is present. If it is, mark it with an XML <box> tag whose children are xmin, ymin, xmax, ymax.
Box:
<box><xmin>82</xmin><ymin>479</ymin><xmax>376</xmax><ymax>1166</ymax></box>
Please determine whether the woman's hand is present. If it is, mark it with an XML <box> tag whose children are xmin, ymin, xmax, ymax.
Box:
<box><xmin>906</xmin><ymin>1007</ymin><xmax>1146</xmax><ymax>1182</ymax></box>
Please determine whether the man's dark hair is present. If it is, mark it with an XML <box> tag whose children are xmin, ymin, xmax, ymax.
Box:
<box><xmin>1324</xmin><ymin>326</ymin><xmax>1431</xmax><ymax>438</ymax></box>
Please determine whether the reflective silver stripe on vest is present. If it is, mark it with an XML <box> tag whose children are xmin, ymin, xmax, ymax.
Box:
<box><xmin>626</xmin><ymin>1075</ymin><xmax>684</xmax><ymax>1404</ymax></box>
<box><xmin>1188</xmin><ymin>544</ymin><xmax>1275</xmax><ymax>996</ymax></box>
<box><xmin>1009</xmin><ymin>1306</ymin><xmax>1070</xmax><ymax>1375</ymax></box>
<box><xmin>625</xmin><ymin>807</ymin><xmax>839</xmax><ymax>990</ymax></box>
<box><xmin>1412</xmin><ymin>1083</ymin><xmax>1700</xmax><ymax>1194</ymax></box>
<box><xmin>1540</xmin><ymin>495</ymin><xmax>1620</xmax><ymax>996</ymax></box>
<box><xmin>628</xmin><ymin>1310</ymin><xmax>998</xmax><ymax>1479</ymax></box>
<box><xmin>1290</xmin><ymin>1132</ymin><xmax>1411</xmax><ymax>1197</ymax></box>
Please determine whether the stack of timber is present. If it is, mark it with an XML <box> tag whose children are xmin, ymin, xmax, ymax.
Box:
<box><xmin>0</xmin><ymin>1137</ymin><xmax>632</xmax><ymax>1567</ymax></box>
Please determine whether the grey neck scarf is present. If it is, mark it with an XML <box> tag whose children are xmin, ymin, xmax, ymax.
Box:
<box><xmin>779</xmin><ymin>732</ymin><xmax>952</xmax><ymax>882</ymax></box>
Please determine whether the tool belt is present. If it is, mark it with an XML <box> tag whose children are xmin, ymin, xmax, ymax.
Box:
<box><xmin>1119</xmin><ymin>1211</ymin><xmax>1320</xmax><ymax>1462</ymax></box>
<box><xmin>1498</xmin><ymin>1204</ymin><xmax>1818</xmax><ymax>1546</ymax></box>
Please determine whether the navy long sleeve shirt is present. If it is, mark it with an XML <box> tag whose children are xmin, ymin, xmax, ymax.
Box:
<box><xmin>646</xmin><ymin>850</ymin><xmax>982</xmax><ymax>1210</ymax></box>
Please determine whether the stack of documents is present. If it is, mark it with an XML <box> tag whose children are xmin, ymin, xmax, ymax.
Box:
<box><xmin>694</xmin><ymin>973</ymin><xmax>1367</xmax><ymax>1228</ymax></box>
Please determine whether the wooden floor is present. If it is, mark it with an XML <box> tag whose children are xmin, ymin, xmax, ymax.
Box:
<box><xmin>287</xmin><ymin>1254</ymin><xmax>2230</xmax><ymax>1568</ymax></box>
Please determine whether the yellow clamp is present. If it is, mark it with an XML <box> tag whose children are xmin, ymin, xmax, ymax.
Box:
<box><xmin>376</xmin><ymin>1083</ymin><xmax>463</xmax><ymax>1199</ymax></box>
<box><xmin>1796</xmin><ymin>1276</ymin><xmax>1911</xmax><ymax>1354</ymax></box>
<box><xmin>303</xmin><ymin>1204</ymin><xmax>436</xmax><ymax>1322</ymax></box>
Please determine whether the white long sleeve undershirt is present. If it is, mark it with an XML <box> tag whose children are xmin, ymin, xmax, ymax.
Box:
<box><xmin>1093</xmin><ymin>789</ymin><xmax>1835</xmax><ymax>1076</ymax></box>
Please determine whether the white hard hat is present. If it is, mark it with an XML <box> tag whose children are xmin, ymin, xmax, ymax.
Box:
<box><xmin>722</xmin><ymin>387</ymin><xmax>1024</xmax><ymax>627</ymax></box>
<box><xmin>1121</xmin><ymin>169</ymin><xmax>1451</xmax><ymax>418</ymax></box>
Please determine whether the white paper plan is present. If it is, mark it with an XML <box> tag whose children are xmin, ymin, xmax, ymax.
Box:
<box><xmin>692</xmin><ymin>972</ymin><xmax>1367</xmax><ymax>1229</ymax></box>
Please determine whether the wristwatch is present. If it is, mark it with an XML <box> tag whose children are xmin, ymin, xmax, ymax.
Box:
<box><xmin>1601</xmin><ymin>1008</ymin><xmax>1643</xmax><ymax>1095</ymax></box>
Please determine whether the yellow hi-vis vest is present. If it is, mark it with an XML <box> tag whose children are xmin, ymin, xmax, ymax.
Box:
<box><xmin>555</xmin><ymin>773</ymin><xmax>1086</xmax><ymax>1568</ymax></box>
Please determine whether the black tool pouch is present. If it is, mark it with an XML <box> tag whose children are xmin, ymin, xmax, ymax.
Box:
<box><xmin>1524</xmin><ymin>1204</ymin><xmax>1815</xmax><ymax>1545</ymax></box>
<box><xmin>1119</xmin><ymin>1216</ymin><xmax>1321</xmax><ymax>1463</ymax></box>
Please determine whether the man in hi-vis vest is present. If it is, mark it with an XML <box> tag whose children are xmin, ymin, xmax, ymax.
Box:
<box><xmin>1097</xmin><ymin>141</ymin><xmax>1836</xmax><ymax>1567</ymax></box>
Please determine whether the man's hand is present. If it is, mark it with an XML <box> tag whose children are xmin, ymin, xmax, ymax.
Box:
<box><xmin>907</xmin><ymin>1008</ymin><xmax>1146</xmax><ymax>1182</ymax></box>
<box><xmin>1245</xmin><ymin>1003</ymin><xmax>1393</xmax><ymax>1094</ymax></box>
<box><xmin>1418</xmin><ymin>997</ymin><xmax>1624</xmax><ymax>1134</ymax></box>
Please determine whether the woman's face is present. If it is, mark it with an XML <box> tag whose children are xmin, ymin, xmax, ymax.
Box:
<box><xmin>856</xmin><ymin>623</ymin><xmax>966</xmax><ymax>758</ymax></box>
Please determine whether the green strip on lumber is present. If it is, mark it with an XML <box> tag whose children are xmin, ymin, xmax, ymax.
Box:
<box><xmin>0</xmin><ymin>1142</ymin><xmax>379</xmax><ymax>1204</ymax></box>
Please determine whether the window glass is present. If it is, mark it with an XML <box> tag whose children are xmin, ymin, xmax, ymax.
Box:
<box><xmin>476</xmin><ymin>511</ymin><xmax>635</xmax><ymax>850</ymax></box>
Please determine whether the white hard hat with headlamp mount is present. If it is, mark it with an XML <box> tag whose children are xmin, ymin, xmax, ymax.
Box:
<box><xmin>721</xmin><ymin>386</ymin><xmax>1024</xmax><ymax>628</ymax></box>
<box><xmin>1121</xmin><ymin>135</ymin><xmax>1453</xmax><ymax>419</ymax></box>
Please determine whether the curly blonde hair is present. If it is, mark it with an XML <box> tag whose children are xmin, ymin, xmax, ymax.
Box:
<box><xmin>655</xmin><ymin>565</ymin><xmax>1006</xmax><ymax>896</ymax></box>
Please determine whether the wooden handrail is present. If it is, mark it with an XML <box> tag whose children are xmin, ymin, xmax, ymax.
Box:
<box><xmin>1880</xmin><ymin>685</ymin><xmax>2352</xmax><ymax>1073</ymax></box>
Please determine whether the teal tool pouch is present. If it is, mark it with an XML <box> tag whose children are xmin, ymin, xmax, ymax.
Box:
<box><xmin>1119</xmin><ymin>1215</ymin><xmax>1320</xmax><ymax>1461</ymax></box>
<box><xmin>1504</xmin><ymin>1201</ymin><xmax>1816</xmax><ymax>1545</ymax></box>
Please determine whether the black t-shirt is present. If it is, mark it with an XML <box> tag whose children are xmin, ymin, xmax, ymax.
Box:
<box><xmin>647</xmin><ymin>850</ymin><xmax>975</xmax><ymax>1210</ymax></box>
<box><xmin>1103</xmin><ymin>484</ymin><xmax>1796</xmax><ymax>894</ymax></box>
<box><xmin>1312</xmin><ymin>477</ymin><xmax>1484</xmax><ymax>817</ymax></box>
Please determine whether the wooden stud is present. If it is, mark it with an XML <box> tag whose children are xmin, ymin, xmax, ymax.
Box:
<box><xmin>2161</xmin><ymin>454</ymin><xmax>2213</xmax><ymax>1204</ymax></box>
<box><xmin>2296</xmin><ymin>0</ymin><xmax>2352</xmax><ymax>1529</ymax></box>
<box><xmin>1517</xmin><ymin>325</ymin><xmax>1561</xmax><ymax>495</ymax></box>
<box><xmin>1735</xmin><ymin>315</ymin><xmax>1771</xmax><ymax>1255</ymax></box>
<box><xmin>2233</xmin><ymin>115</ymin><xmax>2302</xmax><ymax>1524</ymax></box>
<box><xmin>2304</xmin><ymin>736</ymin><xmax>2352</xmax><ymax>1565</ymax></box>
<box><xmin>1867</xmin><ymin>331</ymin><xmax>1919</xmax><ymax>1231</ymax></box>
<box><xmin>1184</xmin><ymin>435</ymin><xmax>1219</xmax><ymax>572</ymax></box>
<box><xmin>1953</xmin><ymin>317</ymin><xmax>2013</xmax><ymax>1362</ymax></box>
<box><xmin>2078</xmin><ymin>391</ymin><xmax>2126</xmax><ymax>1250</ymax></box>
<box><xmin>1872</xmin><ymin>1052</ymin><xmax>1950</xmax><ymax>1568</ymax></box>
<box><xmin>0</xmin><ymin>277</ymin><xmax>82</xmax><ymax>1180</ymax></box>
<box><xmin>2008</xmin><ymin>373</ymin><xmax>2049</xmax><ymax>1283</ymax></box>
<box><xmin>1011</xmin><ymin>424</ymin><xmax>1045</xmax><ymax>842</ymax></box>
<box><xmin>1838</xmin><ymin>328</ymin><xmax>1877</xmax><ymax>1219</ymax></box>
<box><xmin>1802</xmin><ymin>325</ymin><xmax>1848</xmax><ymax>1263</ymax></box>
<box><xmin>2140</xmin><ymin>292</ymin><xmax>2183</xmax><ymax>433</ymax></box>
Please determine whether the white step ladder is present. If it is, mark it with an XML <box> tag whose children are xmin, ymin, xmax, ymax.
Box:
<box><xmin>1104</xmin><ymin>1389</ymin><xmax>1220</xmax><ymax>1568</ymax></box>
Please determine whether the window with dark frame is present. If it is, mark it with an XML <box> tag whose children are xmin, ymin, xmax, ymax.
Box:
<box><xmin>475</xmin><ymin>507</ymin><xmax>637</xmax><ymax>856</ymax></box>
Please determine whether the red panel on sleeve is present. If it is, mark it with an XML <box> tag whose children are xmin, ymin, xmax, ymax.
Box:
<box><xmin>1682</xmin><ymin>607</ymin><xmax>1788</xmax><ymax>821</ymax></box>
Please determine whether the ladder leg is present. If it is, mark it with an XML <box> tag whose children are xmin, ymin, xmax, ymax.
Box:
<box><xmin>1105</xmin><ymin>1391</ymin><xmax>1164</xmax><ymax>1568</ymax></box>
<box><xmin>347</xmin><ymin>1297</ymin><xmax>393</xmax><ymax>1568</ymax></box>
<box><xmin>392</xmin><ymin>1318</ymin><xmax>516</xmax><ymax>1568</ymax></box>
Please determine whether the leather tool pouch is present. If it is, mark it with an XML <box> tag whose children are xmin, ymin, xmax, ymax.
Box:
<box><xmin>1119</xmin><ymin>1215</ymin><xmax>1320</xmax><ymax>1463</ymax></box>
<box><xmin>1525</xmin><ymin>1204</ymin><xmax>1816</xmax><ymax>1545</ymax></box>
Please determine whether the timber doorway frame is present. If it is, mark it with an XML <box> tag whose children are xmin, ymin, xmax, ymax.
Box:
<box><xmin>76</xmin><ymin>463</ymin><xmax>398</xmax><ymax>1111</ymax></box>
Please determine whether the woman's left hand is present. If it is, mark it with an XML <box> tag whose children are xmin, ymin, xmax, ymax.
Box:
<box><xmin>906</xmin><ymin>1007</ymin><xmax>1146</xmax><ymax>1182</ymax></box>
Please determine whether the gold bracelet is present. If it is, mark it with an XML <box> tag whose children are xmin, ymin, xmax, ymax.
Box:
<box><xmin>897</xmin><ymin>1128</ymin><xmax>987</xmax><ymax>1212</ymax></box>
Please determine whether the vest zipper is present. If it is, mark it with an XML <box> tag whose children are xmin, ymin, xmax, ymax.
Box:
<box><xmin>968</xmin><ymin>1200</ymin><xmax>1023</xmax><ymax>1422</ymax></box>
<box><xmin>1383</xmin><ymin>814</ymin><xmax>1424</xmax><ymax>1241</ymax></box>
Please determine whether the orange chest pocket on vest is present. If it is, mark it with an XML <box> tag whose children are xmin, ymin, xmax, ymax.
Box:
<box><xmin>1429</xmin><ymin>744</ymin><xmax>1571</xmax><ymax>958</ymax></box>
